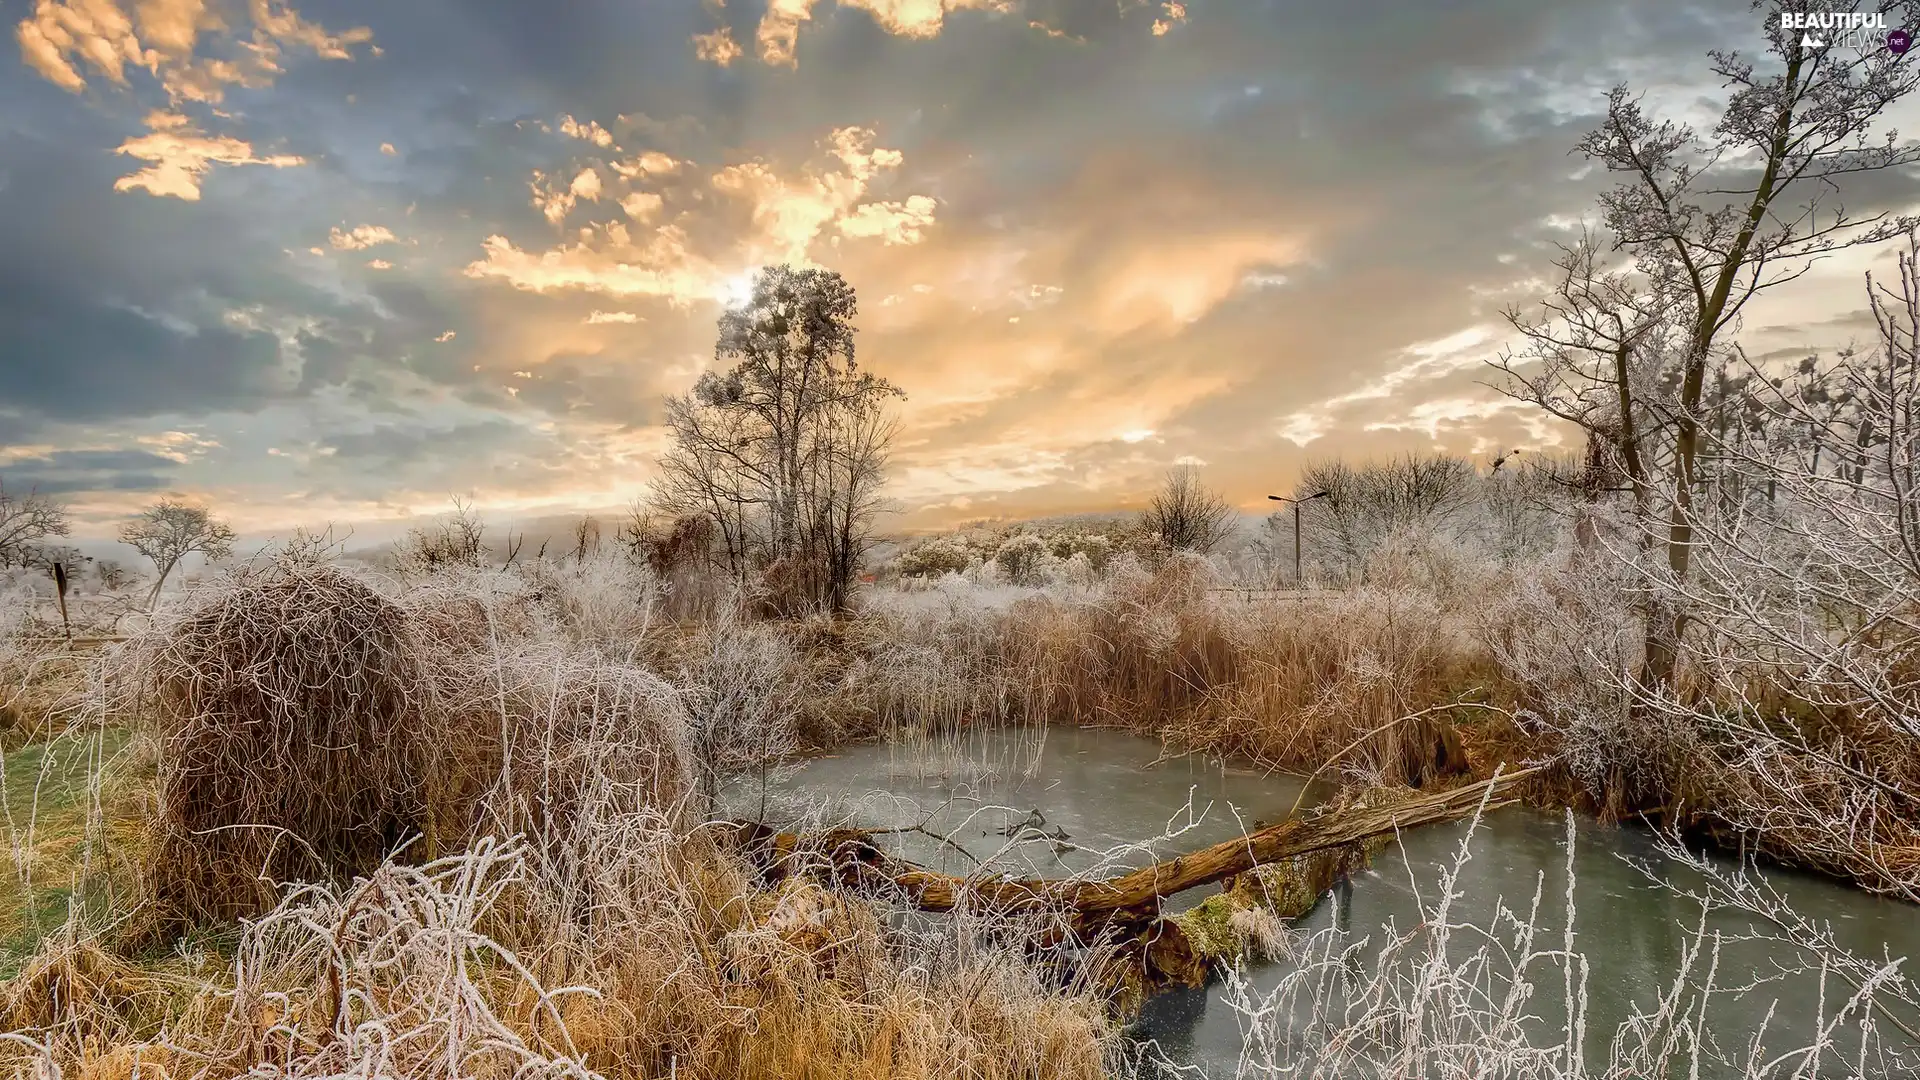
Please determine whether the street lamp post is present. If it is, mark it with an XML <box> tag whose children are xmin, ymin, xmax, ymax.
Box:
<box><xmin>1267</xmin><ymin>490</ymin><xmax>1331</xmax><ymax>586</ymax></box>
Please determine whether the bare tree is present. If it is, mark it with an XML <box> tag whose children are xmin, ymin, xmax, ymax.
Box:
<box><xmin>94</xmin><ymin>558</ymin><xmax>133</xmax><ymax>591</ymax></box>
<box><xmin>1496</xmin><ymin>2</ymin><xmax>1920</xmax><ymax>687</ymax></box>
<box><xmin>1574</xmin><ymin>231</ymin><xmax>1920</xmax><ymax>897</ymax></box>
<box><xmin>395</xmin><ymin>497</ymin><xmax>487</xmax><ymax>574</ymax></box>
<box><xmin>1142</xmin><ymin>465</ymin><xmax>1237</xmax><ymax>554</ymax></box>
<box><xmin>119</xmin><ymin>498</ymin><xmax>236</xmax><ymax>603</ymax></box>
<box><xmin>804</xmin><ymin>389</ymin><xmax>898</xmax><ymax>610</ymax></box>
<box><xmin>570</xmin><ymin>515</ymin><xmax>601</xmax><ymax>563</ymax></box>
<box><xmin>652</xmin><ymin>264</ymin><xmax>903</xmax><ymax>612</ymax></box>
<box><xmin>1295</xmin><ymin>454</ymin><xmax>1477</xmax><ymax>578</ymax></box>
<box><xmin>0</xmin><ymin>479</ymin><xmax>70</xmax><ymax>568</ymax></box>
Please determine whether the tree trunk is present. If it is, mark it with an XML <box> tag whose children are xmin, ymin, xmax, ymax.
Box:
<box><xmin>721</xmin><ymin>767</ymin><xmax>1538</xmax><ymax>992</ymax></box>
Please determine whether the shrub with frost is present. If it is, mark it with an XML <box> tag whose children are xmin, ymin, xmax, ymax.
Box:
<box><xmin>993</xmin><ymin>533</ymin><xmax>1050</xmax><ymax>586</ymax></box>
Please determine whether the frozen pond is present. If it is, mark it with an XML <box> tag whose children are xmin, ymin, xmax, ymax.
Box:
<box><xmin>733</xmin><ymin>726</ymin><xmax>1920</xmax><ymax>1078</ymax></box>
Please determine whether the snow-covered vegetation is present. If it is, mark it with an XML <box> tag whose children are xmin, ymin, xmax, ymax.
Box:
<box><xmin>5</xmin><ymin>10</ymin><xmax>1920</xmax><ymax>1076</ymax></box>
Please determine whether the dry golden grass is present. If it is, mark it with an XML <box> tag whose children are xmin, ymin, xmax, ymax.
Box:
<box><xmin>2</xmin><ymin>826</ymin><xmax>1119</xmax><ymax>1080</ymax></box>
<box><xmin>850</xmin><ymin>555</ymin><xmax>1499</xmax><ymax>788</ymax></box>
<box><xmin>1</xmin><ymin>553</ymin><xmax>1123</xmax><ymax>1080</ymax></box>
<box><xmin>6</xmin><ymin>538</ymin><xmax>1918</xmax><ymax>1079</ymax></box>
<box><xmin>123</xmin><ymin>558</ymin><xmax>440</xmax><ymax>924</ymax></box>
<box><xmin>853</xmin><ymin>550</ymin><xmax>1920</xmax><ymax>900</ymax></box>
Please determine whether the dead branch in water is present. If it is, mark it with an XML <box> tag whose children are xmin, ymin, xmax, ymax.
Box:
<box><xmin>723</xmin><ymin>766</ymin><xmax>1540</xmax><ymax>994</ymax></box>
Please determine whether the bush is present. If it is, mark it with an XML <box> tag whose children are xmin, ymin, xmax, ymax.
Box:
<box><xmin>127</xmin><ymin>557</ymin><xmax>438</xmax><ymax>922</ymax></box>
<box><xmin>993</xmin><ymin>533</ymin><xmax>1050</xmax><ymax>586</ymax></box>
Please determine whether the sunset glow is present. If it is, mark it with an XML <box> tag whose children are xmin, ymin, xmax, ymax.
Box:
<box><xmin>1</xmin><ymin>0</ymin><xmax>1902</xmax><ymax>541</ymax></box>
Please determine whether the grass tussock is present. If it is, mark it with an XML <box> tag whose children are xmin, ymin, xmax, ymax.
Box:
<box><xmin>126</xmin><ymin>558</ymin><xmax>439</xmax><ymax>924</ymax></box>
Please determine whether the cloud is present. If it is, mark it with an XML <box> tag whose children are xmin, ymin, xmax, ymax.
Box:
<box><xmin>837</xmin><ymin>194</ymin><xmax>938</xmax><ymax>244</ymax></box>
<box><xmin>711</xmin><ymin>126</ymin><xmax>936</xmax><ymax>261</ymax></box>
<box><xmin>840</xmin><ymin>0</ymin><xmax>1009</xmax><ymax>38</ymax></box>
<box><xmin>747</xmin><ymin>0</ymin><xmax>1008</xmax><ymax>67</ymax></box>
<box><xmin>16</xmin><ymin>0</ymin><xmax>146</xmax><ymax>93</ymax></box>
<box><xmin>136</xmin><ymin>429</ymin><xmax>220</xmax><ymax>462</ymax></box>
<box><xmin>558</xmin><ymin>114</ymin><xmax>614</xmax><ymax>148</ymax></box>
<box><xmin>1027</xmin><ymin>20</ymin><xmax>1084</xmax><ymax>43</ymax></box>
<box><xmin>1152</xmin><ymin>1</ymin><xmax>1188</xmax><ymax>36</ymax></box>
<box><xmin>464</xmin><ymin>227</ymin><xmax>724</xmax><ymax>306</ymax></box>
<box><xmin>610</xmin><ymin>151</ymin><xmax>679</xmax><ymax>178</ymax></box>
<box><xmin>619</xmin><ymin>191</ymin><xmax>663</xmax><ymax>220</ymax></box>
<box><xmin>379</xmin><ymin>141</ymin><xmax>397</xmax><ymax>155</ymax></box>
<box><xmin>469</xmin><ymin>126</ymin><xmax>935</xmax><ymax>302</ymax></box>
<box><xmin>0</xmin><ymin>447</ymin><xmax>181</xmax><ymax>496</ymax></box>
<box><xmin>112</xmin><ymin>112</ymin><xmax>303</xmax><ymax>199</ymax></box>
<box><xmin>585</xmin><ymin>310</ymin><xmax>641</xmax><ymax>324</ymax></box>
<box><xmin>15</xmin><ymin>0</ymin><xmax>371</xmax><ymax>103</ymax></box>
<box><xmin>1091</xmin><ymin>232</ymin><xmax>1311</xmax><ymax>329</ymax></box>
<box><xmin>754</xmin><ymin>0</ymin><xmax>817</xmax><ymax>66</ymax></box>
<box><xmin>528</xmin><ymin>167</ymin><xmax>605</xmax><ymax>226</ymax></box>
<box><xmin>366</xmin><ymin>258</ymin><xmax>392</xmax><ymax>269</ymax></box>
<box><xmin>692</xmin><ymin>25</ymin><xmax>741</xmax><ymax>66</ymax></box>
<box><xmin>328</xmin><ymin>223</ymin><xmax>397</xmax><ymax>250</ymax></box>
<box><xmin>1271</xmin><ymin>325</ymin><xmax>1510</xmax><ymax>447</ymax></box>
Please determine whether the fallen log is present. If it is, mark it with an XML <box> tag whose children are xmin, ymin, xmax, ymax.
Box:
<box><xmin>723</xmin><ymin>766</ymin><xmax>1540</xmax><ymax>998</ymax></box>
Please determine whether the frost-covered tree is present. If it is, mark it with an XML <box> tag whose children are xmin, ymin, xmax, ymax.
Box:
<box><xmin>654</xmin><ymin>265</ymin><xmax>901</xmax><ymax>612</ymax></box>
<box><xmin>1142</xmin><ymin>465</ymin><xmax>1236</xmax><ymax>554</ymax></box>
<box><xmin>120</xmin><ymin>498</ymin><xmax>236</xmax><ymax>603</ymax></box>
<box><xmin>0</xmin><ymin>479</ymin><xmax>69</xmax><ymax>568</ymax></box>
<box><xmin>992</xmin><ymin>532</ymin><xmax>1050</xmax><ymax>586</ymax></box>
<box><xmin>1496</xmin><ymin>0</ymin><xmax>1920</xmax><ymax>687</ymax></box>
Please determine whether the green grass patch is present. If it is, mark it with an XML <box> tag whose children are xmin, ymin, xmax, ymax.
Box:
<box><xmin>1</xmin><ymin>726</ymin><xmax>142</xmax><ymax>977</ymax></box>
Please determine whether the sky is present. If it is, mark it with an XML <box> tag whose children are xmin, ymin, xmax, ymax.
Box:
<box><xmin>5</xmin><ymin>0</ymin><xmax>1920</xmax><ymax>546</ymax></box>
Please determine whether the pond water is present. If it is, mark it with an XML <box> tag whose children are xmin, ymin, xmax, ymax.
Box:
<box><xmin>731</xmin><ymin>726</ymin><xmax>1920</xmax><ymax>1079</ymax></box>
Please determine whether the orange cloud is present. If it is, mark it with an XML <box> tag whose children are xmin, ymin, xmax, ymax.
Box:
<box><xmin>620</xmin><ymin>191</ymin><xmax>663</xmax><ymax>221</ymax></box>
<box><xmin>16</xmin><ymin>0</ymin><xmax>144</xmax><ymax>92</ymax></box>
<box><xmin>471</xmin><ymin>125</ymin><xmax>939</xmax><ymax>304</ymax></box>
<box><xmin>529</xmin><ymin>168</ymin><xmax>604</xmax><ymax>227</ymax></box>
<box><xmin>243</xmin><ymin>0</ymin><xmax>371</xmax><ymax>60</ymax></box>
<box><xmin>734</xmin><ymin>0</ymin><xmax>1008</xmax><ymax>67</ymax></box>
<box><xmin>712</xmin><ymin>126</ymin><xmax>936</xmax><ymax>261</ymax></box>
<box><xmin>609</xmin><ymin>150</ymin><xmax>680</xmax><ymax>178</ymax></box>
<box><xmin>754</xmin><ymin>0</ymin><xmax>816</xmax><ymax>66</ymax></box>
<box><xmin>463</xmin><ymin>228</ymin><xmax>727</xmax><ymax>307</ymax></box>
<box><xmin>1084</xmin><ymin>233</ymin><xmax>1307</xmax><ymax>330</ymax></box>
<box><xmin>1152</xmin><ymin>1</ymin><xmax>1188</xmax><ymax>36</ymax></box>
<box><xmin>328</xmin><ymin>223</ymin><xmax>397</xmax><ymax>250</ymax></box>
<box><xmin>112</xmin><ymin>111</ymin><xmax>303</xmax><ymax>199</ymax></box>
<box><xmin>15</xmin><ymin>0</ymin><xmax>370</xmax><ymax>102</ymax></box>
<box><xmin>558</xmin><ymin>114</ymin><xmax>615</xmax><ymax>148</ymax></box>
<box><xmin>692</xmin><ymin>25</ymin><xmax>741</xmax><ymax>66</ymax></box>
<box><xmin>837</xmin><ymin>194</ymin><xmax>939</xmax><ymax>244</ymax></box>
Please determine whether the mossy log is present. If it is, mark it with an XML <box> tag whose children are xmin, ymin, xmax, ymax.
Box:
<box><xmin>723</xmin><ymin>766</ymin><xmax>1538</xmax><ymax>997</ymax></box>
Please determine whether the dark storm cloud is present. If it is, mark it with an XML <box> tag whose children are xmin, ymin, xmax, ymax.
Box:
<box><xmin>1</xmin><ymin>449</ymin><xmax>180</xmax><ymax>496</ymax></box>
<box><xmin>0</xmin><ymin>128</ymin><xmax>293</xmax><ymax>422</ymax></box>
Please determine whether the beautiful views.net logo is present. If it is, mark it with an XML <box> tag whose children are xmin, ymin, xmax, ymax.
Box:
<box><xmin>1779</xmin><ymin>10</ymin><xmax>1913</xmax><ymax>53</ymax></box>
